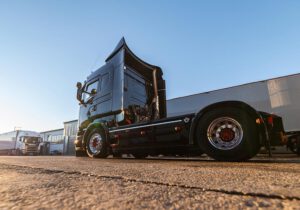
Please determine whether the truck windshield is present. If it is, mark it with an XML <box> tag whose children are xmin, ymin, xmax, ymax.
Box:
<box><xmin>22</xmin><ymin>137</ymin><xmax>40</xmax><ymax>143</ymax></box>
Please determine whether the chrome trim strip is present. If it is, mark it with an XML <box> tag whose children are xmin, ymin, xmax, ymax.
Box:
<box><xmin>109</xmin><ymin>120</ymin><xmax>183</xmax><ymax>133</ymax></box>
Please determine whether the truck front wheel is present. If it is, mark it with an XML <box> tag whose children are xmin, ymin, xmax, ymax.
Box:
<box><xmin>196</xmin><ymin>107</ymin><xmax>260</xmax><ymax>161</ymax></box>
<box><xmin>86</xmin><ymin>128</ymin><xmax>109</xmax><ymax>158</ymax></box>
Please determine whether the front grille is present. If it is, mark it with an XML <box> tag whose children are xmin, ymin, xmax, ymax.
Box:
<box><xmin>25</xmin><ymin>145</ymin><xmax>38</xmax><ymax>152</ymax></box>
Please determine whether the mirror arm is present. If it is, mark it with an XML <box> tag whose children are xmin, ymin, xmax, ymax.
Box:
<box><xmin>86</xmin><ymin>96</ymin><xmax>94</xmax><ymax>104</ymax></box>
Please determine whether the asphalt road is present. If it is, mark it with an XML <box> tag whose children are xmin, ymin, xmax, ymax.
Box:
<box><xmin>0</xmin><ymin>155</ymin><xmax>299</xmax><ymax>209</ymax></box>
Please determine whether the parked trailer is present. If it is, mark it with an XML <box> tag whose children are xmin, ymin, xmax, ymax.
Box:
<box><xmin>167</xmin><ymin>73</ymin><xmax>300</xmax><ymax>154</ymax></box>
<box><xmin>0</xmin><ymin>133</ymin><xmax>16</xmax><ymax>155</ymax></box>
<box><xmin>75</xmin><ymin>38</ymin><xmax>285</xmax><ymax>161</ymax></box>
<box><xmin>0</xmin><ymin>130</ymin><xmax>42</xmax><ymax>155</ymax></box>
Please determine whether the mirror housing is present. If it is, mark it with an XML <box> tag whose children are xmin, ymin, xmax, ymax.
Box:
<box><xmin>86</xmin><ymin>89</ymin><xmax>96</xmax><ymax>104</ymax></box>
<box><xmin>76</xmin><ymin>82</ymin><xmax>82</xmax><ymax>89</ymax></box>
<box><xmin>76</xmin><ymin>82</ymin><xmax>84</xmax><ymax>104</ymax></box>
<box><xmin>91</xmin><ymin>88</ymin><xmax>97</xmax><ymax>95</ymax></box>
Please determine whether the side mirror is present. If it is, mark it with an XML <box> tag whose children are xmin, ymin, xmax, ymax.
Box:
<box><xmin>86</xmin><ymin>89</ymin><xmax>97</xmax><ymax>104</ymax></box>
<box><xmin>76</xmin><ymin>82</ymin><xmax>84</xmax><ymax>104</ymax></box>
<box><xmin>76</xmin><ymin>82</ymin><xmax>82</xmax><ymax>89</ymax></box>
<box><xmin>91</xmin><ymin>88</ymin><xmax>97</xmax><ymax>95</ymax></box>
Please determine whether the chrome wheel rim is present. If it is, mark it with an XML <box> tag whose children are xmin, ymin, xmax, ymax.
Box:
<box><xmin>88</xmin><ymin>133</ymin><xmax>103</xmax><ymax>155</ymax></box>
<box><xmin>207</xmin><ymin>117</ymin><xmax>243</xmax><ymax>150</ymax></box>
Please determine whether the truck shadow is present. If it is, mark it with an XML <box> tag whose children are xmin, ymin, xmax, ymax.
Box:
<box><xmin>111</xmin><ymin>155</ymin><xmax>300</xmax><ymax>164</ymax></box>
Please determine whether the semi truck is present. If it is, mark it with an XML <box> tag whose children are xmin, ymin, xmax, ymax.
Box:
<box><xmin>0</xmin><ymin>130</ymin><xmax>42</xmax><ymax>155</ymax></box>
<box><xmin>75</xmin><ymin>38</ymin><xmax>287</xmax><ymax>161</ymax></box>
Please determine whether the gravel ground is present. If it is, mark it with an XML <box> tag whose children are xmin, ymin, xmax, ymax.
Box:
<box><xmin>0</xmin><ymin>155</ymin><xmax>299</xmax><ymax>209</ymax></box>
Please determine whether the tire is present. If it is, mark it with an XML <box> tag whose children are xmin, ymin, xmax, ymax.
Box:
<box><xmin>196</xmin><ymin>107</ymin><xmax>260</xmax><ymax>161</ymax></box>
<box><xmin>85</xmin><ymin>128</ymin><xmax>109</xmax><ymax>158</ymax></box>
<box><xmin>287</xmin><ymin>135</ymin><xmax>300</xmax><ymax>156</ymax></box>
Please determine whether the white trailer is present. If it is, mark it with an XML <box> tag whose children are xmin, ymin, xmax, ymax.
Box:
<box><xmin>0</xmin><ymin>132</ymin><xmax>16</xmax><ymax>155</ymax></box>
<box><xmin>167</xmin><ymin>73</ymin><xmax>300</xmax><ymax>152</ymax></box>
<box><xmin>0</xmin><ymin>130</ymin><xmax>42</xmax><ymax>155</ymax></box>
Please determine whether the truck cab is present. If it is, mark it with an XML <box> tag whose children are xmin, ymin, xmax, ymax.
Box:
<box><xmin>15</xmin><ymin>131</ymin><xmax>42</xmax><ymax>155</ymax></box>
<box><xmin>75</xmin><ymin>38</ymin><xmax>285</xmax><ymax>161</ymax></box>
<box><xmin>77</xmin><ymin>38</ymin><xmax>166</xmax><ymax>129</ymax></box>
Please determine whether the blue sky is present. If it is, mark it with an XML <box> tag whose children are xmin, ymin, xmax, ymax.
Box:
<box><xmin>0</xmin><ymin>0</ymin><xmax>300</xmax><ymax>132</ymax></box>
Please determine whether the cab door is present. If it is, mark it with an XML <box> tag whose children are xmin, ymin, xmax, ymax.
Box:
<box><xmin>85</xmin><ymin>79</ymin><xmax>100</xmax><ymax>120</ymax></box>
<box><xmin>78</xmin><ymin>78</ymin><xmax>100</xmax><ymax>123</ymax></box>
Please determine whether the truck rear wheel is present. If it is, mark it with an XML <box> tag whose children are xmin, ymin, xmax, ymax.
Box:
<box><xmin>287</xmin><ymin>135</ymin><xmax>300</xmax><ymax>156</ymax></box>
<box><xmin>196</xmin><ymin>107</ymin><xmax>260</xmax><ymax>161</ymax></box>
<box><xmin>86</xmin><ymin>128</ymin><xmax>109</xmax><ymax>158</ymax></box>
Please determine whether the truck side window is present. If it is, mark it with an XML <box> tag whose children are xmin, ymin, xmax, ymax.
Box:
<box><xmin>83</xmin><ymin>80</ymin><xmax>99</xmax><ymax>102</ymax></box>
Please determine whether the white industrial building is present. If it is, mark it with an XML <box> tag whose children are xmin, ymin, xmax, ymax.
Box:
<box><xmin>63</xmin><ymin>120</ymin><xmax>78</xmax><ymax>155</ymax></box>
<box><xmin>40</xmin><ymin>128</ymin><xmax>64</xmax><ymax>155</ymax></box>
<box><xmin>40</xmin><ymin>120</ymin><xmax>78</xmax><ymax>155</ymax></box>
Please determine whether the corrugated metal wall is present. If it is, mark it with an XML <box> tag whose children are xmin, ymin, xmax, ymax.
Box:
<box><xmin>63</xmin><ymin>120</ymin><xmax>78</xmax><ymax>155</ymax></box>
